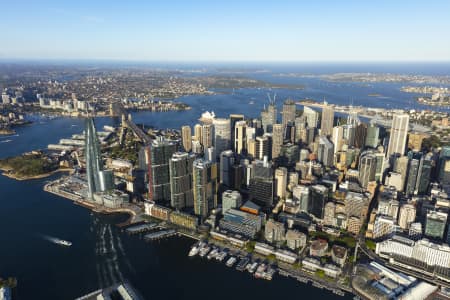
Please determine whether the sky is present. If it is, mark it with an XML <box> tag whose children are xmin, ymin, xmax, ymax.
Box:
<box><xmin>1</xmin><ymin>0</ymin><xmax>450</xmax><ymax>62</ymax></box>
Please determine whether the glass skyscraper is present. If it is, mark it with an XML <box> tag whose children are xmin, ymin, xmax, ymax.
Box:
<box><xmin>85</xmin><ymin>118</ymin><xmax>103</xmax><ymax>199</ymax></box>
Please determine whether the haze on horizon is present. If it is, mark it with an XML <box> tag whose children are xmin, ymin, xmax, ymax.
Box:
<box><xmin>1</xmin><ymin>0</ymin><xmax>450</xmax><ymax>62</ymax></box>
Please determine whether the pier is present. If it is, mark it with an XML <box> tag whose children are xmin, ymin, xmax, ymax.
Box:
<box><xmin>125</xmin><ymin>223</ymin><xmax>158</xmax><ymax>235</ymax></box>
<box><xmin>144</xmin><ymin>229</ymin><xmax>177</xmax><ymax>241</ymax></box>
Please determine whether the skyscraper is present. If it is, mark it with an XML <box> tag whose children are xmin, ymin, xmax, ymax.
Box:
<box><xmin>398</xmin><ymin>203</ymin><xmax>416</xmax><ymax>230</ymax></box>
<box><xmin>201</xmin><ymin>124</ymin><xmax>214</xmax><ymax>149</ymax></box>
<box><xmin>332</xmin><ymin>126</ymin><xmax>343</xmax><ymax>154</ymax></box>
<box><xmin>320</xmin><ymin>103</ymin><xmax>334</xmax><ymax>136</ymax></box>
<box><xmin>193</xmin><ymin>159</ymin><xmax>217</xmax><ymax>218</ymax></box>
<box><xmin>169</xmin><ymin>152</ymin><xmax>195</xmax><ymax>209</ymax></box>
<box><xmin>249</xmin><ymin>159</ymin><xmax>274</xmax><ymax>208</ymax></box>
<box><xmin>438</xmin><ymin>146</ymin><xmax>450</xmax><ymax>186</ymax></box>
<box><xmin>295</xmin><ymin>116</ymin><xmax>307</xmax><ymax>144</ymax></box>
<box><xmin>181</xmin><ymin>125</ymin><xmax>192</xmax><ymax>152</ymax></box>
<box><xmin>85</xmin><ymin>118</ymin><xmax>103</xmax><ymax>199</ymax></box>
<box><xmin>317</xmin><ymin>136</ymin><xmax>334</xmax><ymax>167</ymax></box>
<box><xmin>194</xmin><ymin>124</ymin><xmax>202</xmax><ymax>142</ymax></box>
<box><xmin>293</xmin><ymin>185</ymin><xmax>310</xmax><ymax>212</ymax></box>
<box><xmin>230</xmin><ymin>114</ymin><xmax>244</xmax><ymax>151</ymax></box>
<box><xmin>387</xmin><ymin>114</ymin><xmax>409</xmax><ymax>157</ymax></box>
<box><xmin>261</xmin><ymin>101</ymin><xmax>277</xmax><ymax>133</ymax></box>
<box><xmin>282</xmin><ymin>99</ymin><xmax>296</xmax><ymax>128</ymax></box>
<box><xmin>255</xmin><ymin>135</ymin><xmax>271</xmax><ymax>160</ymax></box>
<box><xmin>416</xmin><ymin>153</ymin><xmax>433</xmax><ymax>195</ymax></box>
<box><xmin>303</xmin><ymin>106</ymin><xmax>319</xmax><ymax>128</ymax></box>
<box><xmin>234</xmin><ymin>120</ymin><xmax>247</xmax><ymax>155</ymax></box>
<box><xmin>220</xmin><ymin>150</ymin><xmax>235</xmax><ymax>187</ymax></box>
<box><xmin>425</xmin><ymin>211</ymin><xmax>448</xmax><ymax>239</ymax></box>
<box><xmin>405</xmin><ymin>152</ymin><xmax>421</xmax><ymax>195</ymax></box>
<box><xmin>147</xmin><ymin>139</ymin><xmax>177</xmax><ymax>203</ymax></box>
<box><xmin>359</xmin><ymin>151</ymin><xmax>377</xmax><ymax>189</ymax></box>
<box><xmin>310</xmin><ymin>185</ymin><xmax>328</xmax><ymax>220</ymax></box>
<box><xmin>213</xmin><ymin>118</ymin><xmax>231</xmax><ymax>160</ymax></box>
<box><xmin>365</xmin><ymin>123</ymin><xmax>380</xmax><ymax>148</ymax></box>
<box><xmin>272</xmin><ymin>123</ymin><xmax>284</xmax><ymax>159</ymax></box>
<box><xmin>275</xmin><ymin>167</ymin><xmax>288</xmax><ymax>199</ymax></box>
<box><xmin>355</xmin><ymin>123</ymin><xmax>368</xmax><ymax>149</ymax></box>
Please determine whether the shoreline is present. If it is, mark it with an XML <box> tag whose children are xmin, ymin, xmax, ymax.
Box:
<box><xmin>43</xmin><ymin>180</ymin><xmax>139</xmax><ymax>226</ymax></box>
<box><xmin>0</xmin><ymin>168</ymin><xmax>73</xmax><ymax>181</ymax></box>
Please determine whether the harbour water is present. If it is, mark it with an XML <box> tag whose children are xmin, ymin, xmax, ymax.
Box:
<box><xmin>1</xmin><ymin>64</ymin><xmax>449</xmax><ymax>299</ymax></box>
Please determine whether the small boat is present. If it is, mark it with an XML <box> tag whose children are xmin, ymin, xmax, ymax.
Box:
<box><xmin>55</xmin><ymin>239</ymin><xmax>72</xmax><ymax>247</ymax></box>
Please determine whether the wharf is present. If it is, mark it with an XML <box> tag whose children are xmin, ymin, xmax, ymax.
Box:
<box><xmin>144</xmin><ymin>229</ymin><xmax>177</xmax><ymax>241</ymax></box>
<box><xmin>125</xmin><ymin>223</ymin><xmax>158</xmax><ymax>235</ymax></box>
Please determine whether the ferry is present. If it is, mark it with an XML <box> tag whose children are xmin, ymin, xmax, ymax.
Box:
<box><xmin>226</xmin><ymin>257</ymin><xmax>237</xmax><ymax>267</ymax></box>
<box><xmin>55</xmin><ymin>239</ymin><xmax>72</xmax><ymax>247</ymax></box>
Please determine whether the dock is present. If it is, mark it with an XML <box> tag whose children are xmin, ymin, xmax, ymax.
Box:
<box><xmin>125</xmin><ymin>223</ymin><xmax>158</xmax><ymax>235</ymax></box>
<box><xmin>144</xmin><ymin>229</ymin><xmax>177</xmax><ymax>241</ymax></box>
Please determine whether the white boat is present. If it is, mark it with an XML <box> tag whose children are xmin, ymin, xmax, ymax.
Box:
<box><xmin>55</xmin><ymin>239</ymin><xmax>72</xmax><ymax>247</ymax></box>
<box><xmin>188</xmin><ymin>245</ymin><xmax>199</xmax><ymax>257</ymax></box>
<box><xmin>226</xmin><ymin>257</ymin><xmax>237</xmax><ymax>267</ymax></box>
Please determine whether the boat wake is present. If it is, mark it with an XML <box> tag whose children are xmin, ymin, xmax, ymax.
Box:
<box><xmin>40</xmin><ymin>234</ymin><xmax>72</xmax><ymax>246</ymax></box>
<box><xmin>94</xmin><ymin>222</ymin><xmax>126</xmax><ymax>288</ymax></box>
<box><xmin>0</xmin><ymin>139</ymin><xmax>12</xmax><ymax>143</ymax></box>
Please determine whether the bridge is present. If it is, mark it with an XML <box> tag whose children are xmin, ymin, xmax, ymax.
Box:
<box><xmin>111</xmin><ymin>102</ymin><xmax>151</xmax><ymax>144</ymax></box>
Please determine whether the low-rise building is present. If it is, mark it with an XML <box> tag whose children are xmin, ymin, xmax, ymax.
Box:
<box><xmin>310</xmin><ymin>239</ymin><xmax>328</xmax><ymax>257</ymax></box>
<box><xmin>331</xmin><ymin>245</ymin><xmax>348</xmax><ymax>267</ymax></box>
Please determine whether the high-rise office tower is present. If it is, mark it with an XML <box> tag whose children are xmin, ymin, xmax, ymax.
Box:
<box><xmin>438</xmin><ymin>146</ymin><xmax>450</xmax><ymax>186</ymax></box>
<box><xmin>310</xmin><ymin>185</ymin><xmax>328</xmax><ymax>220</ymax></box>
<box><xmin>355</xmin><ymin>123</ymin><xmax>368</xmax><ymax>149</ymax></box>
<box><xmin>213</xmin><ymin>118</ymin><xmax>231</xmax><ymax>160</ymax></box>
<box><xmin>425</xmin><ymin>211</ymin><xmax>448</xmax><ymax>239</ymax></box>
<box><xmin>275</xmin><ymin>167</ymin><xmax>288</xmax><ymax>199</ymax></box>
<box><xmin>320</xmin><ymin>103</ymin><xmax>334</xmax><ymax>136</ymax></box>
<box><xmin>295</xmin><ymin>116</ymin><xmax>307</xmax><ymax>143</ymax></box>
<box><xmin>181</xmin><ymin>125</ymin><xmax>192</xmax><ymax>152</ymax></box>
<box><xmin>303</xmin><ymin>106</ymin><xmax>318</xmax><ymax>128</ymax></box>
<box><xmin>249</xmin><ymin>159</ymin><xmax>274</xmax><ymax>208</ymax></box>
<box><xmin>169</xmin><ymin>152</ymin><xmax>195</xmax><ymax>209</ymax></box>
<box><xmin>261</xmin><ymin>101</ymin><xmax>277</xmax><ymax>133</ymax></box>
<box><xmin>293</xmin><ymin>185</ymin><xmax>310</xmax><ymax>212</ymax></box>
<box><xmin>272</xmin><ymin>123</ymin><xmax>284</xmax><ymax>159</ymax></box>
<box><xmin>220</xmin><ymin>150</ymin><xmax>235</xmax><ymax>187</ymax></box>
<box><xmin>416</xmin><ymin>153</ymin><xmax>433</xmax><ymax>195</ymax></box>
<box><xmin>387</xmin><ymin>114</ymin><xmax>409</xmax><ymax>157</ymax></box>
<box><xmin>318</xmin><ymin>136</ymin><xmax>334</xmax><ymax>167</ymax></box>
<box><xmin>279</xmin><ymin>143</ymin><xmax>300</xmax><ymax>168</ymax></box>
<box><xmin>365</xmin><ymin>123</ymin><xmax>380</xmax><ymax>148</ymax></box>
<box><xmin>398</xmin><ymin>203</ymin><xmax>416</xmax><ymax>230</ymax></box>
<box><xmin>234</xmin><ymin>120</ymin><xmax>247</xmax><ymax>155</ymax></box>
<box><xmin>193</xmin><ymin>159</ymin><xmax>217</xmax><ymax>218</ymax></box>
<box><xmin>230</xmin><ymin>114</ymin><xmax>245</xmax><ymax>151</ymax></box>
<box><xmin>247</xmin><ymin>138</ymin><xmax>256</xmax><ymax>158</ymax></box>
<box><xmin>359</xmin><ymin>151</ymin><xmax>377</xmax><ymax>189</ymax></box>
<box><xmin>222</xmin><ymin>190</ymin><xmax>242</xmax><ymax>214</ymax></box>
<box><xmin>201</xmin><ymin>124</ymin><xmax>214</xmax><ymax>149</ymax></box>
<box><xmin>343</xmin><ymin>124</ymin><xmax>356</xmax><ymax>147</ymax></box>
<box><xmin>85</xmin><ymin>118</ymin><xmax>103</xmax><ymax>199</ymax></box>
<box><xmin>148</xmin><ymin>139</ymin><xmax>177</xmax><ymax>203</ymax></box>
<box><xmin>405</xmin><ymin>152</ymin><xmax>422</xmax><ymax>195</ymax></box>
<box><xmin>194</xmin><ymin>124</ymin><xmax>202</xmax><ymax>142</ymax></box>
<box><xmin>332</xmin><ymin>126</ymin><xmax>344</xmax><ymax>154</ymax></box>
<box><xmin>255</xmin><ymin>135</ymin><xmax>270</xmax><ymax>160</ymax></box>
<box><xmin>282</xmin><ymin>99</ymin><xmax>296</xmax><ymax>128</ymax></box>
